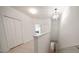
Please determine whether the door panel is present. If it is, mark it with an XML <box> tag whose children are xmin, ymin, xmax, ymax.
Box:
<box><xmin>14</xmin><ymin>19</ymin><xmax>23</xmax><ymax>46</ymax></box>
<box><xmin>3</xmin><ymin>17</ymin><xmax>15</xmax><ymax>49</ymax></box>
<box><xmin>0</xmin><ymin>16</ymin><xmax>9</xmax><ymax>52</ymax></box>
<box><xmin>3</xmin><ymin>16</ymin><xmax>23</xmax><ymax>49</ymax></box>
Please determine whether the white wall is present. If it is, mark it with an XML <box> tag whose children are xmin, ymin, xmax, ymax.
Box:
<box><xmin>58</xmin><ymin>7</ymin><xmax>79</xmax><ymax>49</ymax></box>
<box><xmin>50</xmin><ymin>17</ymin><xmax>60</xmax><ymax>41</ymax></box>
<box><xmin>0</xmin><ymin>7</ymin><xmax>34</xmax><ymax>52</ymax></box>
<box><xmin>38</xmin><ymin>33</ymin><xmax>50</xmax><ymax>53</ymax></box>
<box><xmin>32</xmin><ymin>18</ymin><xmax>51</xmax><ymax>33</ymax></box>
<box><xmin>32</xmin><ymin>18</ymin><xmax>51</xmax><ymax>53</ymax></box>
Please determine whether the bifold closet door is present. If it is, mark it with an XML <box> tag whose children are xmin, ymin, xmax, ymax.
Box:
<box><xmin>0</xmin><ymin>16</ymin><xmax>9</xmax><ymax>52</ymax></box>
<box><xmin>3</xmin><ymin>16</ymin><xmax>23</xmax><ymax>49</ymax></box>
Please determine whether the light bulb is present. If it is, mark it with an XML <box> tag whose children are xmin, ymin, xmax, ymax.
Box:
<box><xmin>28</xmin><ymin>8</ymin><xmax>38</xmax><ymax>14</ymax></box>
<box><xmin>53</xmin><ymin>14</ymin><xmax>59</xmax><ymax>19</ymax></box>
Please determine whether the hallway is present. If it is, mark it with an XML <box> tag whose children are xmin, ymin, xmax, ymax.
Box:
<box><xmin>8</xmin><ymin>40</ymin><xmax>34</xmax><ymax>53</ymax></box>
<box><xmin>0</xmin><ymin>6</ymin><xmax>79</xmax><ymax>53</ymax></box>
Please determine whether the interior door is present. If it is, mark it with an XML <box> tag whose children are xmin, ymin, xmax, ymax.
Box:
<box><xmin>3</xmin><ymin>15</ymin><xmax>23</xmax><ymax>49</ymax></box>
<box><xmin>14</xmin><ymin>18</ymin><xmax>23</xmax><ymax>46</ymax></box>
<box><xmin>0</xmin><ymin>16</ymin><xmax>9</xmax><ymax>52</ymax></box>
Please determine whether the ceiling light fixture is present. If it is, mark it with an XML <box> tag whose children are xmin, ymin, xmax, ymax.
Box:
<box><xmin>28</xmin><ymin>8</ymin><xmax>38</xmax><ymax>14</ymax></box>
<box><xmin>52</xmin><ymin>8</ymin><xmax>60</xmax><ymax>19</ymax></box>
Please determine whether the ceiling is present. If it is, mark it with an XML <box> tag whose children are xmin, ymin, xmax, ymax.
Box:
<box><xmin>12</xmin><ymin>6</ymin><xmax>66</xmax><ymax>19</ymax></box>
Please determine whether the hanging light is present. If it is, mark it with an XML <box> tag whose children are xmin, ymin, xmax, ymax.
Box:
<box><xmin>52</xmin><ymin>8</ymin><xmax>60</xmax><ymax>19</ymax></box>
<box><xmin>53</xmin><ymin>14</ymin><xmax>59</xmax><ymax>19</ymax></box>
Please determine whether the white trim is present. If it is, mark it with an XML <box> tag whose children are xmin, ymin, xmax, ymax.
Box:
<box><xmin>33</xmin><ymin>32</ymin><xmax>50</xmax><ymax>37</ymax></box>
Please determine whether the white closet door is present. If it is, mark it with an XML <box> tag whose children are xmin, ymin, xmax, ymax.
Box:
<box><xmin>0</xmin><ymin>16</ymin><xmax>9</xmax><ymax>52</ymax></box>
<box><xmin>3</xmin><ymin>16</ymin><xmax>23</xmax><ymax>49</ymax></box>
<box><xmin>14</xmin><ymin>19</ymin><xmax>23</xmax><ymax>46</ymax></box>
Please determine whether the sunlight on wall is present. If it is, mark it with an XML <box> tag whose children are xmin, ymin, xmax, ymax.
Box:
<box><xmin>60</xmin><ymin>7</ymin><xmax>70</xmax><ymax>25</ymax></box>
